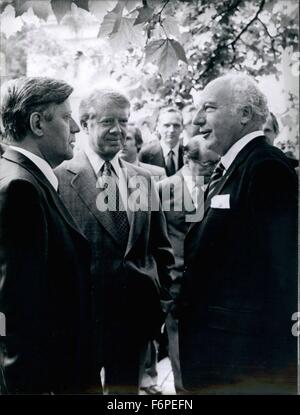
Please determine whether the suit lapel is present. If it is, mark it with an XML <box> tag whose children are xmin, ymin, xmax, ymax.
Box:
<box><xmin>188</xmin><ymin>137</ymin><xmax>265</xmax><ymax>232</ymax></box>
<box><xmin>123</xmin><ymin>161</ymin><xmax>148</xmax><ymax>256</ymax></box>
<box><xmin>3</xmin><ymin>149</ymin><xmax>82</xmax><ymax>235</ymax></box>
<box><xmin>151</xmin><ymin>143</ymin><xmax>165</xmax><ymax>168</ymax></box>
<box><xmin>69</xmin><ymin>151</ymin><xmax>122</xmax><ymax>245</ymax></box>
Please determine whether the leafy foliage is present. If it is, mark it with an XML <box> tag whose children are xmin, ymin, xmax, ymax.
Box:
<box><xmin>0</xmin><ymin>0</ymin><xmax>299</xmax><ymax>153</ymax></box>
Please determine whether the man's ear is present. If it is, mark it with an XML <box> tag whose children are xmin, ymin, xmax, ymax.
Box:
<box><xmin>30</xmin><ymin>112</ymin><xmax>43</xmax><ymax>137</ymax></box>
<box><xmin>240</xmin><ymin>105</ymin><xmax>253</xmax><ymax>125</ymax></box>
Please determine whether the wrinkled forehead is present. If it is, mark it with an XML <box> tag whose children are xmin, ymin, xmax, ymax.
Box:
<box><xmin>90</xmin><ymin>101</ymin><xmax>130</xmax><ymax>118</ymax></box>
<box><xmin>200</xmin><ymin>79</ymin><xmax>233</xmax><ymax>105</ymax></box>
<box><xmin>158</xmin><ymin>111</ymin><xmax>183</xmax><ymax>125</ymax></box>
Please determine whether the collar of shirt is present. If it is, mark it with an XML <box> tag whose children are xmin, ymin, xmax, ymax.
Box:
<box><xmin>9</xmin><ymin>145</ymin><xmax>58</xmax><ymax>191</ymax></box>
<box><xmin>182</xmin><ymin>164</ymin><xmax>206</xmax><ymax>199</ymax></box>
<box><xmin>160</xmin><ymin>140</ymin><xmax>180</xmax><ymax>160</ymax></box>
<box><xmin>84</xmin><ymin>144</ymin><xmax>121</xmax><ymax>178</ymax></box>
<box><xmin>85</xmin><ymin>145</ymin><xmax>130</xmax><ymax>218</ymax></box>
<box><xmin>221</xmin><ymin>130</ymin><xmax>263</xmax><ymax>171</ymax></box>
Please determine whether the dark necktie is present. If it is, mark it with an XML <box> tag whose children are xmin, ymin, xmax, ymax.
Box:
<box><xmin>99</xmin><ymin>161</ymin><xmax>129</xmax><ymax>246</ymax></box>
<box><xmin>166</xmin><ymin>150</ymin><xmax>176</xmax><ymax>177</ymax></box>
<box><xmin>205</xmin><ymin>162</ymin><xmax>225</xmax><ymax>200</ymax></box>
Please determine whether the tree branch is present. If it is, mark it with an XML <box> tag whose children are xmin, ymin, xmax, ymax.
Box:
<box><xmin>226</xmin><ymin>0</ymin><xmax>266</xmax><ymax>47</ymax></box>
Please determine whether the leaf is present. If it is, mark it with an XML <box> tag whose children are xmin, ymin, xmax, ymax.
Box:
<box><xmin>124</xmin><ymin>0</ymin><xmax>140</xmax><ymax>12</ymax></box>
<box><xmin>109</xmin><ymin>17</ymin><xmax>145</xmax><ymax>51</ymax></box>
<box><xmin>24</xmin><ymin>1</ymin><xmax>51</xmax><ymax>21</ymax></box>
<box><xmin>0</xmin><ymin>4</ymin><xmax>23</xmax><ymax>37</ymax></box>
<box><xmin>145</xmin><ymin>38</ymin><xmax>187</xmax><ymax>80</ymax></box>
<box><xmin>97</xmin><ymin>1</ymin><xmax>126</xmax><ymax>37</ymax></box>
<box><xmin>89</xmin><ymin>0</ymin><xmax>117</xmax><ymax>22</ymax></box>
<box><xmin>73</xmin><ymin>0</ymin><xmax>89</xmax><ymax>12</ymax></box>
<box><xmin>134</xmin><ymin>4</ymin><xmax>154</xmax><ymax>26</ymax></box>
<box><xmin>161</xmin><ymin>15</ymin><xmax>181</xmax><ymax>39</ymax></box>
<box><xmin>51</xmin><ymin>0</ymin><xmax>72</xmax><ymax>23</ymax></box>
<box><xmin>0</xmin><ymin>0</ymin><xmax>14</xmax><ymax>14</ymax></box>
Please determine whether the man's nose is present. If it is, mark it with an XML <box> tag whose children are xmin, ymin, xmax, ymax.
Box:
<box><xmin>70</xmin><ymin>118</ymin><xmax>80</xmax><ymax>133</ymax></box>
<box><xmin>109</xmin><ymin>121</ymin><xmax>122</xmax><ymax>133</ymax></box>
<box><xmin>193</xmin><ymin>109</ymin><xmax>206</xmax><ymax>127</ymax></box>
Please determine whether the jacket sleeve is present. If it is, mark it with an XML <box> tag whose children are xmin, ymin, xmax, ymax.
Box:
<box><xmin>0</xmin><ymin>179</ymin><xmax>49</xmax><ymax>393</ymax></box>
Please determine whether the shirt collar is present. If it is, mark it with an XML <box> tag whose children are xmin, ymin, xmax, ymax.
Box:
<box><xmin>160</xmin><ymin>140</ymin><xmax>180</xmax><ymax>159</ymax></box>
<box><xmin>221</xmin><ymin>131</ymin><xmax>263</xmax><ymax>171</ymax></box>
<box><xmin>84</xmin><ymin>143</ymin><xmax>120</xmax><ymax>177</ymax></box>
<box><xmin>9</xmin><ymin>146</ymin><xmax>58</xmax><ymax>191</ymax></box>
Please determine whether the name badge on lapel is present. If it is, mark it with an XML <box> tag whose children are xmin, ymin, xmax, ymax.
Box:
<box><xmin>211</xmin><ymin>194</ymin><xmax>230</xmax><ymax>209</ymax></box>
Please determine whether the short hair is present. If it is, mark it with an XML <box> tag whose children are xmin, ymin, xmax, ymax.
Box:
<box><xmin>156</xmin><ymin>106</ymin><xmax>183</xmax><ymax>125</ymax></box>
<box><xmin>79</xmin><ymin>88</ymin><xmax>130</xmax><ymax>124</ymax></box>
<box><xmin>211</xmin><ymin>73</ymin><xmax>269</xmax><ymax>125</ymax></box>
<box><xmin>0</xmin><ymin>77</ymin><xmax>73</xmax><ymax>142</ymax></box>
<box><xmin>126</xmin><ymin>126</ymin><xmax>143</xmax><ymax>152</ymax></box>
<box><xmin>184</xmin><ymin>136</ymin><xmax>220</xmax><ymax>162</ymax></box>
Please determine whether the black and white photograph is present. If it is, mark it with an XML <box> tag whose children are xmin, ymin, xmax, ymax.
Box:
<box><xmin>0</xmin><ymin>0</ymin><xmax>299</xmax><ymax>399</ymax></box>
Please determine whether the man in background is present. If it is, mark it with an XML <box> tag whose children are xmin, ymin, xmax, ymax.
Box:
<box><xmin>119</xmin><ymin>126</ymin><xmax>166</xmax><ymax>182</ymax></box>
<box><xmin>139</xmin><ymin>107</ymin><xmax>184</xmax><ymax>177</ymax></box>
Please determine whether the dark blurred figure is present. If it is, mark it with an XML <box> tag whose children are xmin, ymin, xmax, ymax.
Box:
<box><xmin>119</xmin><ymin>126</ymin><xmax>166</xmax><ymax>182</ymax></box>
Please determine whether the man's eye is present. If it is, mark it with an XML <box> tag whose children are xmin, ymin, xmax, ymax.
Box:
<box><xmin>204</xmin><ymin>105</ymin><xmax>215</xmax><ymax>112</ymax></box>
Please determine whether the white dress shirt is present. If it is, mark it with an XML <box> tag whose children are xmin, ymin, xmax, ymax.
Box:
<box><xmin>160</xmin><ymin>141</ymin><xmax>180</xmax><ymax>171</ymax></box>
<box><xmin>84</xmin><ymin>144</ymin><xmax>129</xmax><ymax>217</ymax></box>
<box><xmin>9</xmin><ymin>146</ymin><xmax>58</xmax><ymax>191</ymax></box>
<box><xmin>221</xmin><ymin>131</ymin><xmax>263</xmax><ymax>172</ymax></box>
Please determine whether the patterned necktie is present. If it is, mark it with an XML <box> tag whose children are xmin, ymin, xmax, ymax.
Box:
<box><xmin>166</xmin><ymin>150</ymin><xmax>176</xmax><ymax>176</ymax></box>
<box><xmin>99</xmin><ymin>161</ymin><xmax>129</xmax><ymax>246</ymax></box>
<box><xmin>205</xmin><ymin>162</ymin><xmax>225</xmax><ymax>200</ymax></box>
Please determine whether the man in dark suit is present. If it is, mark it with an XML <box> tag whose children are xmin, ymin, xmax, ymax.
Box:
<box><xmin>158</xmin><ymin>136</ymin><xmax>219</xmax><ymax>393</ymax></box>
<box><xmin>177</xmin><ymin>73</ymin><xmax>298</xmax><ymax>394</ymax></box>
<box><xmin>139</xmin><ymin>107</ymin><xmax>184</xmax><ymax>176</ymax></box>
<box><xmin>55</xmin><ymin>88</ymin><xmax>174</xmax><ymax>394</ymax></box>
<box><xmin>0</xmin><ymin>77</ymin><xmax>92</xmax><ymax>394</ymax></box>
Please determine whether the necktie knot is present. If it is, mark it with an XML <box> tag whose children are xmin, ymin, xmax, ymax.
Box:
<box><xmin>100</xmin><ymin>161</ymin><xmax>113</xmax><ymax>177</ymax></box>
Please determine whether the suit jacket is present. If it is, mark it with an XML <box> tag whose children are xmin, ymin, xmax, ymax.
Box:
<box><xmin>0</xmin><ymin>149</ymin><xmax>92</xmax><ymax>394</ymax></box>
<box><xmin>139</xmin><ymin>141</ymin><xmax>184</xmax><ymax>175</ymax></box>
<box><xmin>157</xmin><ymin>167</ymin><xmax>196</xmax><ymax>298</ymax></box>
<box><xmin>178</xmin><ymin>137</ymin><xmax>298</xmax><ymax>392</ymax></box>
<box><xmin>55</xmin><ymin>151</ymin><xmax>174</xmax><ymax>363</ymax></box>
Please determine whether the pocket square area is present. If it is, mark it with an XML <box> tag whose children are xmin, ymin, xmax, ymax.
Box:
<box><xmin>211</xmin><ymin>194</ymin><xmax>230</xmax><ymax>209</ymax></box>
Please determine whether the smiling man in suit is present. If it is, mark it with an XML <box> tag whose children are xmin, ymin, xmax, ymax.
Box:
<box><xmin>0</xmin><ymin>77</ymin><xmax>92</xmax><ymax>394</ymax></box>
<box><xmin>177</xmin><ymin>73</ymin><xmax>298</xmax><ymax>394</ymax></box>
<box><xmin>55</xmin><ymin>88</ymin><xmax>174</xmax><ymax>394</ymax></box>
<box><xmin>139</xmin><ymin>107</ymin><xmax>184</xmax><ymax>177</ymax></box>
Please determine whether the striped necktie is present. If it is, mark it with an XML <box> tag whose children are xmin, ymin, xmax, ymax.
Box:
<box><xmin>99</xmin><ymin>161</ymin><xmax>129</xmax><ymax>246</ymax></box>
<box><xmin>205</xmin><ymin>162</ymin><xmax>225</xmax><ymax>200</ymax></box>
